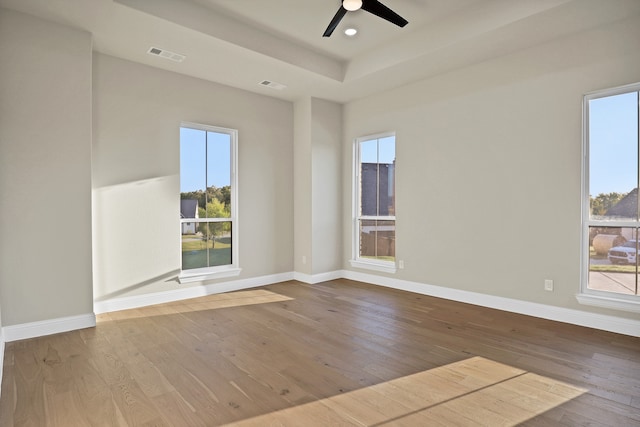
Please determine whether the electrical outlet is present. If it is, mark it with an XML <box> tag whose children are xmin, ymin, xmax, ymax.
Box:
<box><xmin>544</xmin><ymin>279</ymin><xmax>554</xmax><ymax>291</ymax></box>
<box><xmin>302</xmin><ymin>256</ymin><xmax>307</xmax><ymax>265</ymax></box>
<box><xmin>398</xmin><ymin>260</ymin><xmax>405</xmax><ymax>269</ymax></box>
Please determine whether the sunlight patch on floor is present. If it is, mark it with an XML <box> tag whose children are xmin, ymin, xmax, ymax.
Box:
<box><xmin>96</xmin><ymin>289</ymin><xmax>293</xmax><ymax>321</ymax></box>
<box><xmin>224</xmin><ymin>356</ymin><xmax>587</xmax><ymax>426</ymax></box>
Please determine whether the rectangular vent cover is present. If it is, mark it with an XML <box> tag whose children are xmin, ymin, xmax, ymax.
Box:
<box><xmin>147</xmin><ymin>47</ymin><xmax>185</xmax><ymax>63</ymax></box>
<box><xmin>259</xmin><ymin>80</ymin><xmax>287</xmax><ymax>90</ymax></box>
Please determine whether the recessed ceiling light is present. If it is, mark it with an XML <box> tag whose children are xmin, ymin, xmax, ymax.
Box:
<box><xmin>344</xmin><ymin>28</ymin><xmax>358</xmax><ymax>37</ymax></box>
<box><xmin>343</xmin><ymin>0</ymin><xmax>362</xmax><ymax>11</ymax></box>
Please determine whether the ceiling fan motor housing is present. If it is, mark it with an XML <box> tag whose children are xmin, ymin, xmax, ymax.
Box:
<box><xmin>323</xmin><ymin>0</ymin><xmax>409</xmax><ymax>37</ymax></box>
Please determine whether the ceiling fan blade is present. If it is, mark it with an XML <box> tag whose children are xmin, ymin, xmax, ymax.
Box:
<box><xmin>323</xmin><ymin>6</ymin><xmax>348</xmax><ymax>37</ymax></box>
<box><xmin>361</xmin><ymin>0</ymin><xmax>408</xmax><ymax>28</ymax></box>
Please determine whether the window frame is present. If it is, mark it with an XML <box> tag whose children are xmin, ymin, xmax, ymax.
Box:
<box><xmin>179</xmin><ymin>122</ymin><xmax>240</xmax><ymax>283</ymax></box>
<box><xmin>350</xmin><ymin>132</ymin><xmax>397</xmax><ymax>274</ymax></box>
<box><xmin>580</xmin><ymin>83</ymin><xmax>640</xmax><ymax>312</ymax></box>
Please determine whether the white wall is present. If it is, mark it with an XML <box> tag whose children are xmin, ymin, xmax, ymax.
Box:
<box><xmin>294</xmin><ymin>97</ymin><xmax>343</xmax><ymax>277</ymax></box>
<box><xmin>311</xmin><ymin>98</ymin><xmax>343</xmax><ymax>275</ymax></box>
<box><xmin>92</xmin><ymin>53</ymin><xmax>294</xmax><ymax>301</ymax></box>
<box><xmin>0</xmin><ymin>8</ymin><xmax>94</xmax><ymax>326</ymax></box>
<box><xmin>343</xmin><ymin>15</ymin><xmax>640</xmax><ymax>321</ymax></box>
<box><xmin>293</xmin><ymin>98</ymin><xmax>313</xmax><ymax>275</ymax></box>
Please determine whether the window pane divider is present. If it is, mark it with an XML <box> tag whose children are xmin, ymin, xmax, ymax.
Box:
<box><xmin>586</xmin><ymin>220</ymin><xmax>639</xmax><ymax>227</ymax></box>
<box><xmin>180</xmin><ymin>218</ymin><xmax>231</xmax><ymax>224</ymax></box>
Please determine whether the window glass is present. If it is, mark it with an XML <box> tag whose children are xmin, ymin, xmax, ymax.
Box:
<box><xmin>356</xmin><ymin>134</ymin><xmax>396</xmax><ymax>264</ymax></box>
<box><xmin>584</xmin><ymin>86</ymin><xmax>640</xmax><ymax>299</ymax></box>
<box><xmin>588</xmin><ymin>92</ymin><xmax>638</xmax><ymax>221</ymax></box>
<box><xmin>180</xmin><ymin>124</ymin><xmax>236</xmax><ymax>274</ymax></box>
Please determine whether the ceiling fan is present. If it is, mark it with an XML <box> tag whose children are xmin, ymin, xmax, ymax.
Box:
<box><xmin>323</xmin><ymin>0</ymin><xmax>408</xmax><ymax>37</ymax></box>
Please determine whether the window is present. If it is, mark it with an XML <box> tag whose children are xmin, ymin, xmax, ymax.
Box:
<box><xmin>581</xmin><ymin>83</ymin><xmax>640</xmax><ymax>311</ymax></box>
<box><xmin>179</xmin><ymin>123</ymin><xmax>239</xmax><ymax>282</ymax></box>
<box><xmin>351</xmin><ymin>133</ymin><xmax>396</xmax><ymax>273</ymax></box>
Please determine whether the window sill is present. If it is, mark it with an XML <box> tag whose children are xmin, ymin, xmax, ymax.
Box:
<box><xmin>179</xmin><ymin>267</ymin><xmax>242</xmax><ymax>284</ymax></box>
<box><xmin>349</xmin><ymin>259</ymin><xmax>397</xmax><ymax>274</ymax></box>
<box><xmin>576</xmin><ymin>293</ymin><xmax>640</xmax><ymax>313</ymax></box>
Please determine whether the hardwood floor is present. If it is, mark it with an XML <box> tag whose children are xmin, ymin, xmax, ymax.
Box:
<box><xmin>1</xmin><ymin>279</ymin><xmax>639</xmax><ymax>426</ymax></box>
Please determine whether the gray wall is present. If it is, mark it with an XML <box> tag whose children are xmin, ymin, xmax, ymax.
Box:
<box><xmin>293</xmin><ymin>98</ymin><xmax>313</xmax><ymax>275</ymax></box>
<box><xmin>0</xmin><ymin>8</ymin><xmax>94</xmax><ymax>326</ymax></box>
<box><xmin>343</xmin><ymin>14</ymin><xmax>640</xmax><ymax>321</ymax></box>
<box><xmin>311</xmin><ymin>98</ymin><xmax>343</xmax><ymax>275</ymax></box>
<box><xmin>293</xmin><ymin>97</ymin><xmax>343</xmax><ymax>276</ymax></box>
<box><xmin>92</xmin><ymin>53</ymin><xmax>294</xmax><ymax>300</ymax></box>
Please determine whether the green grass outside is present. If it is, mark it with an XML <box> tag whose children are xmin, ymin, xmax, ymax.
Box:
<box><xmin>181</xmin><ymin>235</ymin><xmax>232</xmax><ymax>269</ymax></box>
<box><xmin>590</xmin><ymin>264</ymin><xmax>636</xmax><ymax>273</ymax></box>
<box><xmin>182</xmin><ymin>248</ymin><xmax>231</xmax><ymax>270</ymax></box>
<box><xmin>181</xmin><ymin>235</ymin><xmax>231</xmax><ymax>251</ymax></box>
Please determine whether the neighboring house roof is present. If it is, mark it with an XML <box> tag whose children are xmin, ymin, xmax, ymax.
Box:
<box><xmin>604</xmin><ymin>188</ymin><xmax>637</xmax><ymax>218</ymax></box>
<box><xmin>361</xmin><ymin>162</ymin><xmax>394</xmax><ymax>216</ymax></box>
<box><xmin>180</xmin><ymin>199</ymin><xmax>199</xmax><ymax>219</ymax></box>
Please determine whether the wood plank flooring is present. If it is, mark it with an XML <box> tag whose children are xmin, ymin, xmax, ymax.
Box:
<box><xmin>1</xmin><ymin>279</ymin><xmax>639</xmax><ymax>426</ymax></box>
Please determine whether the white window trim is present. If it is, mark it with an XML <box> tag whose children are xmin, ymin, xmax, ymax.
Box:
<box><xmin>349</xmin><ymin>258</ymin><xmax>397</xmax><ymax>274</ymax></box>
<box><xmin>179</xmin><ymin>266</ymin><xmax>241</xmax><ymax>284</ymax></box>
<box><xmin>351</xmin><ymin>132</ymin><xmax>397</xmax><ymax>274</ymax></box>
<box><xmin>576</xmin><ymin>292</ymin><xmax>640</xmax><ymax>313</ymax></box>
<box><xmin>579</xmin><ymin>82</ymin><xmax>640</xmax><ymax>312</ymax></box>
<box><xmin>179</xmin><ymin>122</ymin><xmax>240</xmax><ymax>283</ymax></box>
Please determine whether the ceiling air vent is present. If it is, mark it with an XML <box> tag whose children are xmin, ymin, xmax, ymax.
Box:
<box><xmin>259</xmin><ymin>80</ymin><xmax>287</xmax><ymax>90</ymax></box>
<box><xmin>147</xmin><ymin>47</ymin><xmax>185</xmax><ymax>63</ymax></box>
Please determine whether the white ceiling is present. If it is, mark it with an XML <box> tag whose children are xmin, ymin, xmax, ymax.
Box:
<box><xmin>2</xmin><ymin>0</ymin><xmax>640</xmax><ymax>103</ymax></box>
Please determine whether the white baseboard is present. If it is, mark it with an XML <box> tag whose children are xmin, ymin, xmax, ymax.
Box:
<box><xmin>94</xmin><ymin>268</ymin><xmax>640</xmax><ymax>337</ymax></box>
<box><xmin>3</xmin><ymin>268</ymin><xmax>636</xmax><ymax>346</ymax></box>
<box><xmin>342</xmin><ymin>270</ymin><xmax>640</xmax><ymax>338</ymax></box>
<box><xmin>2</xmin><ymin>313</ymin><xmax>96</xmax><ymax>343</ymax></box>
<box><xmin>293</xmin><ymin>270</ymin><xmax>343</xmax><ymax>284</ymax></box>
<box><xmin>94</xmin><ymin>272</ymin><xmax>295</xmax><ymax>314</ymax></box>
<box><xmin>0</xmin><ymin>266</ymin><xmax>636</xmax><ymax>364</ymax></box>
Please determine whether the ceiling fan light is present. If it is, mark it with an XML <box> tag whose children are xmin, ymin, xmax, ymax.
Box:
<box><xmin>343</xmin><ymin>0</ymin><xmax>362</xmax><ymax>12</ymax></box>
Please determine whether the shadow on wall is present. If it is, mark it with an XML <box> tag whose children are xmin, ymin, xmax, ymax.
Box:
<box><xmin>92</xmin><ymin>269</ymin><xmax>180</xmax><ymax>303</ymax></box>
<box><xmin>92</xmin><ymin>175</ymin><xmax>181</xmax><ymax>301</ymax></box>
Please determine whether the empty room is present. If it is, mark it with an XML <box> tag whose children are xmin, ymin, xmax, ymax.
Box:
<box><xmin>0</xmin><ymin>0</ymin><xmax>639</xmax><ymax>425</ymax></box>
